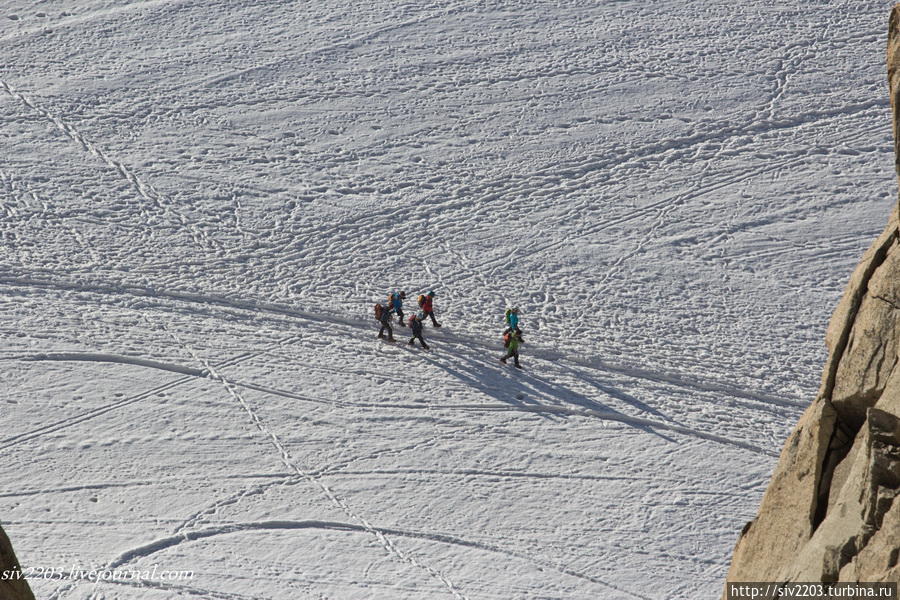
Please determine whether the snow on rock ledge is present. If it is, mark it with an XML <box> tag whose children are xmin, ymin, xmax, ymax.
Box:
<box><xmin>723</xmin><ymin>5</ymin><xmax>900</xmax><ymax>590</ymax></box>
<box><xmin>0</xmin><ymin>524</ymin><xmax>34</xmax><ymax>600</ymax></box>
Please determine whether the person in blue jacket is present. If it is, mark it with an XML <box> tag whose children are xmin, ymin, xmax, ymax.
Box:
<box><xmin>504</xmin><ymin>307</ymin><xmax>522</xmax><ymax>334</ymax></box>
<box><xmin>389</xmin><ymin>290</ymin><xmax>406</xmax><ymax>327</ymax></box>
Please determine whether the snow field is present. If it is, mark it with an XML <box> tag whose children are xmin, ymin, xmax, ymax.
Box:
<box><xmin>1</xmin><ymin>0</ymin><xmax>898</xmax><ymax>597</ymax></box>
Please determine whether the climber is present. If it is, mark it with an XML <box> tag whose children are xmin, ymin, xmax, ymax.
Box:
<box><xmin>504</xmin><ymin>307</ymin><xmax>522</xmax><ymax>334</ymax></box>
<box><xmin>389</xmin><ymin>290</ymin><xmax>407</xmax><ymax>327</ymax></box>
<box><xmin>376</xmin><ymin>302</ymin><xmax>395</xmax><ymax>342</ymax></box>
<box><xmin>500</xmin><ymin>329</ymin><xmax>523</xmax><ymax>368</ymax></box>
<box><xmin>408</xmin><ymin>313</ymin><xmax>430</xmax><ymax>349</ymax></box>
<box><xmin>418</xmin><ymin>290</ymin><xmax>441</xmax><ymax>327</ymax></box>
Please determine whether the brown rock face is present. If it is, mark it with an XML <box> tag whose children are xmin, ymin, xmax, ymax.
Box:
<box><xmin>0</xmin><ymin>524</ymin><xmax>35</xmax><ymax>600</ymax></box>
<box><xmin>723</xmin><ymin>5</ymin><xmax>900</xmax><ymax>590</ymax></box>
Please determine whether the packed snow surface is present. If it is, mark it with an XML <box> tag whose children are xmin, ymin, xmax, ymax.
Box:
<box><xmin>0</xmin><ymin>0</ymin><xmax>897</xmax><ymax>598</ymax></box>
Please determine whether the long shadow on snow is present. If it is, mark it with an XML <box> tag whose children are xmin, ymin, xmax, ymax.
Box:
<box><xmin>418</xmin><ymin>341</ymin><xmax>678</xmax><ymax>444</ymax></box>
<box><xmin>560</xmin><ymin>365</ymin><xmax>690</xmax><ymax>429</ymax></box>
<box><xmin>414</xmin><ymin>346</ymin><xmax>558</xmax><ymax>419</ymax></box>
<box><xmin>428</xmin><ymin>327</ymin><xmax>682</xmax><ymax>425</ymax></box>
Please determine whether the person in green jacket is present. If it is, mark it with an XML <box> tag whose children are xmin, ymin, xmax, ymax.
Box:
<box><xmin>500</xmin><ymin>329</ymin><xmax>523</xmax><ymax>368</ymax></box>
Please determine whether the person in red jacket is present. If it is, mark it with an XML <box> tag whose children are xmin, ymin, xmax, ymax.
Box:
<box><xmin>418</xmin><ymin>290</ymin><xmax>441</xmax><ymax>327</ymax></box>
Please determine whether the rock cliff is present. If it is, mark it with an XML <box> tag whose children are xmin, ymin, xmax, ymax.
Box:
<box><xmin>0</xmin><ymin>523</ymin><xmax>34</xmax><ymax>600</ymax></box>
<box><xmin>723</xmin><ymin>5</ymin><xmax>900</xmax><ymax>588</ymax></box>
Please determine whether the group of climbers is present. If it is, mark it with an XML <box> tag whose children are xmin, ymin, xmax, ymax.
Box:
<box><xmin>376</xmin><ymin>291</ymin><xmax>441</xmax><ymax>349</ymax></box>
<box><xmin>374</xmin><ymin>293</ymin><xmax>525</xmax><ymax>368</ymax></box>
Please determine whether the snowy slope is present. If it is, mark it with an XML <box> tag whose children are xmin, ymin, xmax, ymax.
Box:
<box><xmin>0</xmin><ymin>1</ymin><xmax>896</xmax><ymax>598</ymax></box>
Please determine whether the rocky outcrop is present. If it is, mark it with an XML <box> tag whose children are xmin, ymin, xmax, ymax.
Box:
<box><xmin>0</xmin><ymin>523</ymin><xmax>35</xmax><ymax>600</ymax></box>
<box><xmin>723</xmin><ymin>6</ymin><xmax>900</xmax><ymax>590</ymax></box>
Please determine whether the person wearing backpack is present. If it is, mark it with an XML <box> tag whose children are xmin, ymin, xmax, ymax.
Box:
<box><xmin>500</xmin><ymin>329</ymin><xmax>523</xmax><ymax>368</ymax></box>
<box><xmin>407</xmin><ymin>313</ymin><xmax>429</xmax><ymax>350</ymax></box>
<box><xmin>377</xmin><ymin>302</ymin><xmax>395</xmax><ymax>342</ymax></box>
<box><xmin>419</xmin><ymin>290</ymin><xmax>441</xmax><ymax>327</ymax></box>
<box><xmin>389</xmin><ymin>290</ymin><xmax>407</xmax><ymax>327</ymax></box>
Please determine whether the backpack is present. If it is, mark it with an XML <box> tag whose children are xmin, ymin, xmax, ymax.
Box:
<box><xmin>418</xmin><ymin>294</ymin><xmax>426</xmax><ymax>308</ymax></box>
<box><xmin>374</xmin><ymin>303</ymin><xmax>383</xmax><ymax>321</ymax></box>
<box><xmin>503</xmin><ymin>331</ymin><xmax>511</xmax><ymax>347</ymax></box>
<box><xmin>408</xmin><ymin>315</ymin><xmax>417</xmax><ymax>327</ymax></box>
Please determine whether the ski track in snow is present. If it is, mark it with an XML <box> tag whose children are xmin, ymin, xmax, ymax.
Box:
<box><xmin>0</xmin><ymin>272</ymin><xmax>807</xmax><ymax>408</ymax></box>
<box><xmin>112</xmin><ymin>520</ymin><xmax>651</xmax><ymax>600</ymax></box>
<box><xmin>4</xmin><ymin>324</ymin><xmax>787</xmax><ymax>458</ymax></box>
<box><xmin>152</xmin><ymin>318</ymin><xmax>471</xmax><ymax>600</ymax></box>
<box><xmin>0</xmin><ymin>79</ymin><xmax>213</xmax><ymax>247</ymax></box>
<box><xmin>0</xmin><ymin>0</ymin><xmax>895</xmax><ymax>598</ymax></box>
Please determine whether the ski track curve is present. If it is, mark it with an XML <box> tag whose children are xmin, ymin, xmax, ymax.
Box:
<box><xmin>6</xmin><ymin>341</ymin><xmax>779</xmax><ymax>457</ymax></box>
<box><xmin>0</xmin><ymin>273</ymin><xmax>806</xmax><ymax>411</ymax></box>
<box><xmin>107</xmin><ymin>520</ymin><xmax>652</xmax><ymax>600</ymax></box>
<box><xmin>153</xmin><ymin>318</ymin><xmax>471</xmax><ymax>600</ymax></box>
<box><xmin>2</xmin><ymin>3</ymin><xmax>891</xmax><ymax>599</ymax></box>
<box><xmin>0</xmin><ymin>341</ymin><xmax>284</xmax><ymax>452</ymax></box>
